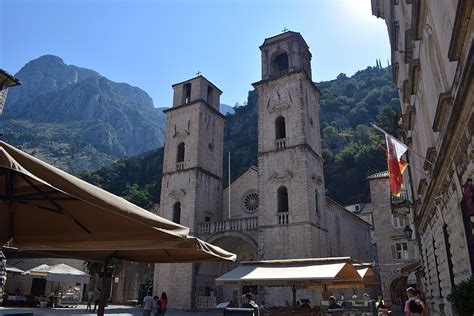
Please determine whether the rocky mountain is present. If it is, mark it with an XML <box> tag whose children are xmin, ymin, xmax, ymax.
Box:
<box><xmin>220</xmin><ymin>103</ymin><xmax>235</xmax><ymax>115</ymax></box>
<box><xmin>1</xmin><ymin>55</ymin><xmax>167</xmax><ymax>172</ymax></box>
<box><xmin>81</xmin><ymin>64</ymin><xmax>399</xmax><ymax>206</ymax></box>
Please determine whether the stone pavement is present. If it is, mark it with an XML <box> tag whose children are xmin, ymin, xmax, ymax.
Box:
<box><xmin>0</xmin><ymin>304</ymin><xmax>221</xmax><ymax>315</ymax></box>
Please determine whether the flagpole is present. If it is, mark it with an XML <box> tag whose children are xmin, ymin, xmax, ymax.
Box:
<box><xmin>228</xmin><ymin>151</ymin><xmax>231</xmax><ymax>220</ymax></box>
<box><xmin>370</xmin><ymin>123</ymin><xmax>434</xmax><ymax>166</ymax></box>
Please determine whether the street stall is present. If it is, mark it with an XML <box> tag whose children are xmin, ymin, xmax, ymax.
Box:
<box><xmin>216</xmin><ymin>257</ymin><xmax>377</xmax><ymax>315</ymax></box>
<box><xmin>0</xmin><ymin>141</ymin><xmax>236</xmax><ymax>315</ymax></box>
<box><xmin>21</xmin><ymin>263</ymin><xmax>90</xmax><ymax>307</ymax></box>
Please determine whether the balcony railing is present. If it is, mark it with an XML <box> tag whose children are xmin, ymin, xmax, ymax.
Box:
<box><xmin>197</xmin><ymin>216</ymin><xmax>258</xmax><ymax>235</ymax></box>
<box><xmin>176</xmin><ymin>161</ymin><xmax>184</xmax><ymax>170</ymax></box>
<box><xmin>391</xmin><ymin>189</ymin><xmax>412</xmax><ymax>207</ymax></box>
<box><xmin>196</xmin><ymin>296</ymin><xmax>216</xmax><ymax>309</ymax></box>
<box><xmin>277</xmin><ymin>212</ymin><xmax>289</xmax><ymax>225</ymax></box>
<box><xmin>391</xmin><ymin>189</ymin><xmax>412</xmax><ymax>218</ymax></box>
<box><xmin>275</xmin><ymin>138</ymin><xmax>287</xmax><ymax>149</ymax></box>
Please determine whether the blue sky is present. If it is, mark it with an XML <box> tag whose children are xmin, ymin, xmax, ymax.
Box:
<box><xmin>1</xmin><ymin>0</ymin><xmax>390</xmax><ymax>107</ymax></box>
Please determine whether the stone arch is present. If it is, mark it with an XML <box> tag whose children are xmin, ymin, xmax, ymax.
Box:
<box><xmin>275</xmin><ymin>116</ymin><xmax>286</xmax><ymax>139</ymax></box>
<box><xmin>205</xmin><ymin>231</ymin><xmax>258</xmax><ymax>253</ymax></box>
<box><xmin>277</xmin><ymin>186</ymin><xmax>289</xmax><ymax>213</ymax></box>
<box><xmin>177</xmin><ymin>142</ymin><xmax>185</xmax><ymax>162</ymax></box>
<box><xmin>389</xmin><ymin>276</ymin><xmax>408</xmax><ymax>306</ymax></box>
<box><xmin>271</xmin><ymin>50</ymin><xmax>289</xmax><ymax>75</ymax></box>
<box><xmin>195</xmin><ymin>233</ymin><xmax>258</xmax><ymax>307</ymax></box>
<box><xmin>172</xmin><ymin>201</ymin><xmax>181</xmax><ymax>224</ymax></box>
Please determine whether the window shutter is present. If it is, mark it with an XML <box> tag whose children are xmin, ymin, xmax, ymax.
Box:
<box><xmin>391</xmin><ymin>244</ymin><xmax>397</xmax><ymax>260</ymax></box>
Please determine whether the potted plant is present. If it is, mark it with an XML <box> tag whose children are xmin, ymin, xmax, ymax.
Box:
<box><xmin>447</xmin><ymin>276</ymin><xmax>474</xmax><ymax>315</ymax></box>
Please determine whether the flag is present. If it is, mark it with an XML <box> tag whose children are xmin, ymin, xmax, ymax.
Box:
<box><xmin>385</xmin><ymin>134</ymin><xmax>408</xmax><ymax>197</ymax></box>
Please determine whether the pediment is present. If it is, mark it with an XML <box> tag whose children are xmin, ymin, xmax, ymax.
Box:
<box><xmin>169</xmin><ymin>189</ymin><xmax>186</xmax><ymax>199</ymax></box>
<box><xmin>269</xmin><ymin>170</ymin><xmax>293</xmax><ymax>182</ymax></box>
<box><xmin>268</xmin><ymin>102</ymin><xmax>290</xmax><ymax>113</ymax></box>
<box><xmin>173</xmin><ymin>129</ymin><xmax>190</xmax><ymax>138</ymax></box>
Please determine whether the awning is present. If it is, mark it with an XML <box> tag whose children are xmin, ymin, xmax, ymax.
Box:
<box><xmin>354</xmin><ymin>263</ymin><xmax>377</xmax><ymax>287</ymax></box>
<box><xmin>0</xmin><ymin>141</ymin><xmax>192</xmax><ymax>251</ymax></box>
<box><xmin>400</xmin><ymin>261</ymin><xmax>421</xmax><ymax>276</ymax></box>
<box><xmin>216</xmin><ymin>257</ymin><xmax>362</xmax><ymax>286</ymax></box>
<box><xmin>5</xmin><ymin>266</ymin><xmax>24</xmax><ymax>274</ymax></box>
<box><xmin>6</xmin><ymin>236</ymin><xmax>236</xmax><ymax>264</ymax></box>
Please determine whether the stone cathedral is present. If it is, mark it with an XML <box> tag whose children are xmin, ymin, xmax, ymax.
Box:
<box><xmin>154</xmin><ymin>32</ymin><xmax>374</xmax><ymax>308</ymax></box>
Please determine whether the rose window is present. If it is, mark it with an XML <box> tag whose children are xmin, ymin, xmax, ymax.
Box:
<box><xmin>243</xmin><ymin>192</ymin><xmax>259</xmax><ymax>213</ymax></box>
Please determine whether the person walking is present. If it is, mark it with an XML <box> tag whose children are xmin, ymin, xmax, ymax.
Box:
<box><xmin>160</xmin><ymin>292</ymin><xmax>168</xmax><ymax>315</ymax></box>
<box><xmin>142</xmin><ymin>291</ymin><xmax>154</xmax><ymax>316</ymax></box>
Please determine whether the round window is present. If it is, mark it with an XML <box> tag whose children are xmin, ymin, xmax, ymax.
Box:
<box><xmin>243</xmin><ymin>191</ymin><xmax>259</xmax><ymax>213</ymax></box>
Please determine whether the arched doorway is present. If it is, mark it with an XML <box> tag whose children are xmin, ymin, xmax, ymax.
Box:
<box><xmin>195</xmin><ymin>234</ymin><xmax>257</xmax><ymax>308</ymax></box>
<box><xmin>390</xmin><ymin>276</ymin><xmax>408</xmax><ymax>308</ymax></box>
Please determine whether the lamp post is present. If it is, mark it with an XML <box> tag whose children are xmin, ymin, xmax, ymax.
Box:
<box><xmin>0</xmin><ymin>251</ymin><xmax>7</xmax><ymax>304</ymax></box>
<box><xmin>404</xmin><ymin>225</ymin><xmax>413</xmax><ymax>240</ymax></box>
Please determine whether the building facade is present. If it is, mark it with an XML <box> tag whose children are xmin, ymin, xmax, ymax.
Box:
<box><xmin>154</xmin><ymin>32</ymin><xmax>376</xmax><ymax>309</ymax></box>
<box><xmin>358</xmin><ymin>172</ymin><xmax>419</xmax><ymax>310</ymax></box>
<box><xmin>371</xmin><ymin>0</ymin><xmax>473</xmax><ymax>314</ymax></box>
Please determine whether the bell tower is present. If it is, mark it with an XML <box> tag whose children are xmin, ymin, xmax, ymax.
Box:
<box><xmin>253</xmin><ymin>31</ymin><xmax>328</xmax><ymax>260</ymax></box>
<box><xmin>155</xmin><ymin>75</ymin><xmax>225</xmax><ymax>309</ymax></box>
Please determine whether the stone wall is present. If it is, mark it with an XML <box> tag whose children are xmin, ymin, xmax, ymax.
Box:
<box><xmin>326</xmin><ymin>199</ymin><xmax>375</xmax><ymax>261</ymax></box>
<box><xmin>372</xmin><ymin>0</ymin><xmax>473</xmax><ymax>314</ymax></box>
<box><xmin>222</xmin><ymin>167</ymin><xmax>258</xmax><ymax>219</ymax></box>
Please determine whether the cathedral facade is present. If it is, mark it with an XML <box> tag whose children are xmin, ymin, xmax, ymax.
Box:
<box><xmin>154</xmin><ymin>32</ymin><xmax>375</xmax><ymax>309</ymax></box>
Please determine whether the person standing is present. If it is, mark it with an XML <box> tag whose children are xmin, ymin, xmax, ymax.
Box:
<box><xmin>152</xmin><ymin>295</ymin><xmax>160</xmax><ymax>316</ymax></box>
<box><xmin>142</xmin><ymin>291</ymin><xmax>154</xmax><ymax>316</ymax></box>
<box><xmin>93</xmin><ymin>289</ymin><xmax>101</xmax><ymax>313</ymax></box>
<box><xmin>86</xmin><ymin>289</ymin><xmax>94</xmax><ymax>311</ymax></box>
<box><xmin>328</xmin><ymin>296</ymin><xmax>343</xmax><ymax>316</ymax></box>
<box><xmin>404</xmin><ymin>287</ymin><xmax>427</xmax><ymax>316</ymax></box>
<box><xmin>160</xmin><ymin>292</ymin><xmax>168</xmax><ymax>315</ymax></box>
<box><xmin>242</xmin><ymin>293</ymin><xmax>259</xmax><ymax>315</ymax></box>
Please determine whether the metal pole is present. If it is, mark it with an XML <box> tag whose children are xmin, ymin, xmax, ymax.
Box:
<box><xmin>292</xmin><ymin>285</ymin><xmax>296</xmax><ymax>309</ymax></box>
<box><xmin>228</xmin><ymin>152</ymin><xmax>231</xmax><ymax>220</ymax></box>
<box><xmin>97</xmin><ymin>261</ymin><xmax>109</xmax><ymax>316</ymax></box>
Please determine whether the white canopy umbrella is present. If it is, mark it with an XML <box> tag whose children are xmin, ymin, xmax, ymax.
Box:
<box><xmin>24</xmin><ymin>263</ymin><xmax>90</xmax><ymax>284</ymax></box>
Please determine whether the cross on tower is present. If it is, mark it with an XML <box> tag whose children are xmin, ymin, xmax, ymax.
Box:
<box><xmin>282</xmin><ymin>27</ymin><xmax>289</xmax><ymax>32</ymax></box>
<box><xmin>196</xmin><ymin>70</ymin><xmax>201</xmax><ymax>76</ymax></box>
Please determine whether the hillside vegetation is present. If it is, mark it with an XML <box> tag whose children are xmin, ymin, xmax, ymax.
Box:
<box><xmin>81</xmin><ymin>64</ymin><xmax>398</xmax><ymax>207</ymax></box>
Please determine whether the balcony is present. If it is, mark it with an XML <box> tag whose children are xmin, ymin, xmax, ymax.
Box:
<box><xmin>391</xmin><ymin>189</ymin><xmax>412</xmax><ymax>218</ymax></box>
<box><xmin>275</xmin><ymin>138</ymin><xmax>287</xmax><ymax>149</ymax></box>
<box><xmin>176</xmin><ymin>161</ymin><xmax>184</xmax><ymax>170</ymax></box>
<box><xmin>277</xmin><ymin>212</ymin><xmax>289</xmax><ymax>225</ymax></box>
<box><xmin>197</xmin><ymin>216</ymin><xmax>258</xmax><ymax>235</ymax></box>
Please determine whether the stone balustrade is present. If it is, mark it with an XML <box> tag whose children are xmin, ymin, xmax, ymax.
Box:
<box><xmin>176</xmin><ymin>161</ymin><xmax>184</xmax><ymax>170</ymax></box>
<box><xmin>277</xmin><ymin>212</ymin><xmax>289</xmax><ymax>225</ymax></box>
<box><xmin>275</xmin><ymin>138</ymin><xmax>287</xmax><ymax>149</ymax></box>
<box><xmin>197</xmin><ymin>216</ymin><xmax>258</xmax><ymax>235</ymax></box>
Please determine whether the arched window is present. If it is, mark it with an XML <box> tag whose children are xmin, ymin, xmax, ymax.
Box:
<box><xmin>275</xmin><ymin>116</ymin><xmax>286</xmax><ymax>139</ymax></box>
<box><xmin>173</xmin><ymin>202</ymin><xmax>181</xmax><ymax>224</ymax></box>
<box><xmin>271</xmin><ymin>52</ymin><xmax>289</xmax><ymax>74</ymax></box>
<box><xmin>177</xmin><ymin>142</ymin><xmax>185</xmax><ymax>162</ymax></box>
<box><xmin>277</xmin><ymin>186</ymin><xmax>289</xmax><ymax>213</ymax></box>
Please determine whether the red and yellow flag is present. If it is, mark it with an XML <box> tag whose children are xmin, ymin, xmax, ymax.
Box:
<box><xmin>385</xmin><ymin>134</ymin><xmax>408</xmax><ymax>197</ymax></box>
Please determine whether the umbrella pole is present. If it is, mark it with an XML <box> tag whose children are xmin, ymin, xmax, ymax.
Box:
<box><xmin>97</xmin><ymin>263</ymin><xmax>108</xmax><ymax>316</ymax></box>
<box><xmin>292</xmin><ymin>285</ymin><xmax>296</xmax><ymax>310</ymax></box>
